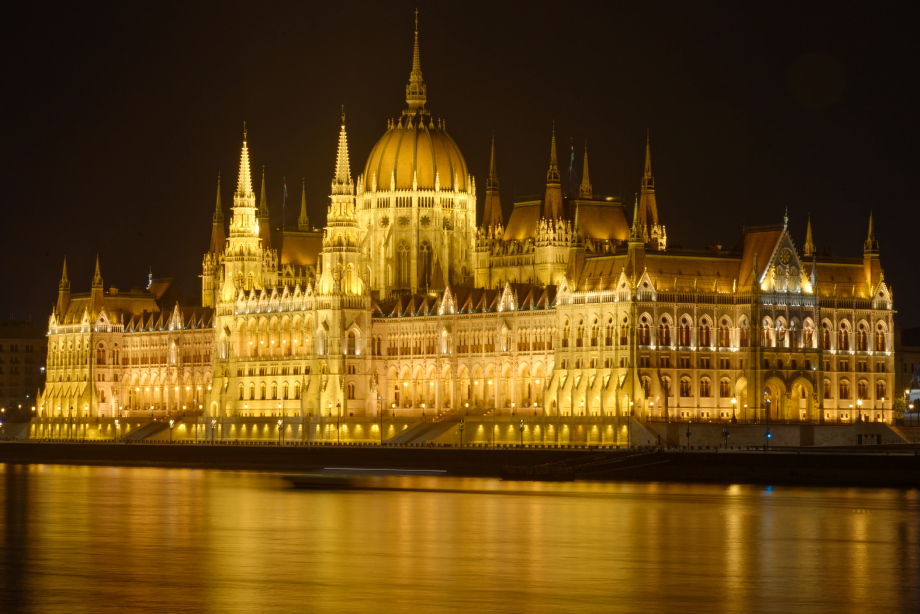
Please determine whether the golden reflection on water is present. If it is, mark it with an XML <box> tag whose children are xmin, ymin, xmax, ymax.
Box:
<box><xmin>1</xmin><ymin>464</ymin><xmax>918</xmax><ymax>614</ymax></box>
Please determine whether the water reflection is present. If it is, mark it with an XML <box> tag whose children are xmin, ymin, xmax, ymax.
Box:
<box><xmin>1</xmin><ymin>464</ymin><xmax>918</xmax><ymax>613</ymax></box>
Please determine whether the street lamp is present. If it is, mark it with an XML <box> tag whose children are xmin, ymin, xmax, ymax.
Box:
<box><xmin>114</xmin><ymin>419</ymin><xmax>119</xmax><ymax>442</ymax></box>
<box><xmin>459</xmin><ymin>419</ymin><xmax>465</xmax><ymax>447</ymax></box>
<box><xmin>731</xmin><ymin>397</ymin><xmax>737</xmax><ymax>424</ymax></box>
<box><xmin>168</xmin><ymin>419</ymin><xmax>175</xmax><ymax>443</ymax></box>
<box><xmin>857</xmin><ymin>398</ymin><xmax>863</xmax><ymax>422</ymax></box>
<box><xmin>686</xmin><ymin>422</ymin><xmax>691</xmax><ymax>450</ymax></box>
<box><xmin>519</xmin><ymin>419</ymin><xmax>525</xmax><ymax>447</ymax></box>
<box><xmin>211</xmin><ymin>418</ymin><xmax>217</xmax><ymax>443</ymax></box>
<box><xmin>278</xmin><ymin>419</ymin><xmax>284</xmax><ymax>445</ymax></box>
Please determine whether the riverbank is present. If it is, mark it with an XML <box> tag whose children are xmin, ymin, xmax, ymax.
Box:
<box><xmin>1</xmin><ymin>441</ymin><xmax>918</xmax><ymax>487</ymax></box>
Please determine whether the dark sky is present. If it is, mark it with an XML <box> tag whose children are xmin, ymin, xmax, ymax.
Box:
<box><xmin>2</xmin><ymin>1</ymin><xmax>917</xmax><ymax>326</ymax></box>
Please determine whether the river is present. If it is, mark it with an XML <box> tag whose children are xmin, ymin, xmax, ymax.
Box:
<box><xmin>1</xmin><ymin>464</ymin><xmax>917</xmax><ymax>613</ymax></box>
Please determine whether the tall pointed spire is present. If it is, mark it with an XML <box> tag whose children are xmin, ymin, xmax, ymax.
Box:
<box><xmin>482</xmin><ymin>135</ymin><xmax>503</xmax><ymax>229</ymax></box>
<box><xmin>629</xmin><ymin>195</ymin><xmax>643</xmax><ymax>242</ymax></box>
<box><xmin>405</xmin><ymin>9</ymin><xmax>427</xmax><ymax>114</ymax></box>
<box><xmin>803</xmin><ymin>214</ymin><xmax>815</xmax><ymax>258</ymax></box>
<box><xmin>864</xmin><ymin>211</ymin><xmax>878</xmax><ymax>252</ymax></box>
<box><xmin>258</xmin><ymin>165</ymin><xmax>269</xmax><ymax>217</ymax></box>
<box><xmin>546</xmin><ymin>122</ymin><xmax>560</xmax><ymax>183</ymax></box>
<box><xmin>56</xmin><ymin>257</ymin><xmax>71</xmax><ymax>316</ymax></box>
<box><xmin>543</xmin><ymin>123</ymin><xmax>564</xmax><ymax>220</ymax></box>
<box><xmin>213</xmin><ymin>173</ymin><xmax>223</xmax><ymax>223</ymax></box>
<box><xmin>638</xmin><ymin>129</ymin><xmax>659</xmax><ymax>229</ymax></box>
<box><xmin>487</xmin><ymin>134</ymin><xmax>499</xmax><ymax>191</ymax></box>
<box><xmin>578</xmin><ymin>140</ymin><xmax>592</xmax><ymax>199</ymax></box>
<box><xmin>237</xmin><ymin>122</ymin><xmax>253</xmax><ymax>197</ymax></box>
<box><xmin>92</xmin><ymin>255</ymin><xmax>103</xmax><ymax>287</ymax></box>
<box><xmin>332</xmin><ymin>108</ymin><xmax>353</xmax><ymax>193</ymax></box>
<box><xmin>298</xmin><ymin>179</ymin><xmax>310</xmax><ymax>230</ymax></box>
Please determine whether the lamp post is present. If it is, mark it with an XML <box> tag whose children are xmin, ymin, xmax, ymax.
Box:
<box><xmin>519</xmin><ymin>419</ymin><xmax>525</xmax><ymax>447</ymax></box>
<box><xmin>731</xmin><ymin>397</ymin><xmax>737</xmax><ymax>424</ymax></box>
<box><xmin>278</xmin><ymin>419</ymin><xmax>284</xmax><ymax>445</ymax></box>
<box><xmin>459</xmin><ymin>419</ymin><xmax>465</xmax><ymax>448</ymax></box>
<box><xmin>857</xmin><ymin>398</ymin><xmax>863</xmax><ymax>422</ymax></box>
<box><xmin>114</xmin><ymin>419</ymin><xmax>119</xmax><ymax>442</ymax></box>
<box><xmin>686</xmin><ymin>423</ymin><xmax>691</xmax><ymax>450</ymax></box>
<box><xmin>168</xmin><ymin>419</ymin><xmax>174</xmax><ymax>443</ymax></box>
<box><xmin>336</xmin><ymin>402</ymin><xmax>341</xmax><ymax>444</ymax></box>
<box><xmin>211</xmin><ymin>418</ymin><xmax>217</xmax><ymax>443</ymax></box>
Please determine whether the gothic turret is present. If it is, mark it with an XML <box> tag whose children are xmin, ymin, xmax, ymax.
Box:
<box><xmin>641</xmin><ymin>132</ymin><xmax>666</xmax><ymax>250</ymax></box>
<box><xmin>803</xmin><ymin>214</ymin><xmax>815</xmax><ymax>258</ymax></box>
<box><xmin>863</xmin><ymin>211</ymin><xmax>882</xmax><ymax>293</ymax></box>
<box><xmin>544</xmin><ymin>123</ymin><xmax>563</xmax><ymax>220</ymax></box>
<box><xmin>209</xmin><ymin>174</ymin><xmax>225</xmax><ymax>254</ymax></box>
<box><xmin>56</xmin><ymin>257</ymin><xmax>70</xmax><ymax>317</ymax></box>
<box><xmin>297</xmin><ymin>180</ymin><xmax>310</xmax><ymax>230</ymax></box>
<box><xmin>90</xmin><ymin>256</ymin><xmax>104</xmax><ymax>312</ymax></box>
<box><xmin>257</xmin><ymin>165</ymin><xmax>272</xmax><ymax>248</ymax></box>
<box><xmin>404</xmin><ymin>10</ymin><xmax>427</xmax><ymax>116</ymax></box>
<box><xmin>578</xmin><ymin>141</ymin><xmax>592</xmax><ymax>199</ymax></box>
<box><xmin>482</xmin><ymin>135</ymin><xmax>503</xmax><ymax>229</ymax></box>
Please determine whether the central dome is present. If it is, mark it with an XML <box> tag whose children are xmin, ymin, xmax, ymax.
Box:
<box><xmin>363</xmin><ymin>116</ymin><xmax>469</xmax><ymax>192</ymax></box>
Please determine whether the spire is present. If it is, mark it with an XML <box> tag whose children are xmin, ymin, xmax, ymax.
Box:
<box><xmin>213</xmin><ymin>173</ymin><xmax>223</xmax><ymax>223</ymax></box>
<box><xmin>629</xmin><ymin>195</ymin><xmax>643</xmax><ymax>242</ymax></box>
<box><xmin>405</xmin><ymin>9</ymin><xmax>427</xmax><ymax>114</ymax></box>
<box><xmin>546</xmin><ymin>122</ymin><xmax>560</xmax><ymax>183</ymax></box>
<box><xmin>59</xmin><ymin>257</ymin><xmax>70</xmax><ymax>291</ymax></box>
<box><xmin>783</xmin><ymin>206</ymin><xmax>789</xmax><ymax>230</ymax></box>
<box><xmin>92</xmin><ymin>255</ymin><xmax>102</xmax><ymax>287</ymax></box>
<box><xmin>332</xmin><ymin>109</ymin><xmax>352</xmax><ymax>192</ymax></box>
<box><xmin>482</xmin><ymin>135</ymin><xmax>503</xmax><ymax>229</ymax></box>
<box><xmin>487</xmin><ymin>134</ymin><xmax>499</xmax><ymax>191</ymax></box>
<box><xmin>298</xmin><ymin>179</ymin><xmax>310</xmax><ymax>230</ymax></box>
<box><xmin>258</xmin><ymin>165</ymin><xmax>269</xmax><ymax>217</ymax></box>
<box><xmin>864</xmin><ymin>211</ymin><xmax>879</xmax><ymax>252</ymax></box>
<box><xmin>803</xmin><ymin>214</ymin><xmax>815</xmax><ymax>258</ymax></box>
<box><xmin>237</xmin><ymin>122</ymin><xmax>253</xmax><ymax>197</ymax></box>
<box><xmin>578</xmin><ymin>140</ymin><xmax>592</xmax><ymax>199</ymax></box>
<box><xmin>638</xmin><ymin>130</ymin><xmax>659</xmax><ymax>227</ymax></box>
<box><xmin>543</xmin><ymin>123</ymin><xmax>564</xmax><ymax>220</ymax></box>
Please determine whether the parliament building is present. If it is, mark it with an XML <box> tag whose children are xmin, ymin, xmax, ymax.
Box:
<box><xmin>38</xmin><ymin>19</ymin><xmax>897</xmax><ymax>435</ymax></box>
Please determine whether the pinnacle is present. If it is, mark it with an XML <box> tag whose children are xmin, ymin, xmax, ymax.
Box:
<box><xmin>487</xmin><ymin>134</ymin><xmax>499</xmax><ymax>190</ymax></box>
<box><xmin>644</xmin><ymin>129</ymin><xmax>652</xmax><ymax>177</ymax></box>
<box><xmin>93</xmin><ymin>255</ymin><xmax>103</xmax><ymax>286</ymax></box>
<box><xmin>546</xmin><ymin>122</ymin><xmax>560</xmax><ymax>184</ymax></box>
<box><xmin>298</xmin><ymin>179</ymin><xmax>310</xmax><ymax>230</ymax></box>
<box><xmin>333</xmin><ymin>114</ymin><xmax>352</xmax><ymax>188</ymax></box>
<box><xmin>579</xmin><ymin>140</ymin><xmax>592</xmax><ymax>199</ymax></box>
<box><xmin>213</xmin><ymin>173</ymin><xmax>223</xmax><ymax>222</ymax></box>
<box><xmin>237</xmin><ymin>125</ymin><xmax>253</xmax><ymax>197</ymax></box>
<box><xmin>258</xmin><ymin>166</ymin><xmax>269</xmax><ymax>216</ymax></box>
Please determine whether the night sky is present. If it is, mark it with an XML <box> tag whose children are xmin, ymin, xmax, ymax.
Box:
<box><xmin>2</xmin><ymin>1</ymin><xmax>917</xmax><ymax>326</ymax></box>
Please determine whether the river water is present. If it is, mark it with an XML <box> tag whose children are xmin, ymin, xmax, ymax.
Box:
<box><xmin>1</xmin><ymin>464</ymin><xmax>918</xmax><ymax>613</ymax></box>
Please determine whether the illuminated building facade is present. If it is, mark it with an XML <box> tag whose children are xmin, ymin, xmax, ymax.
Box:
<box><xmin>39</xmin><ymin>18</ymin><xmax>897</xmax><ymax>428</ymax></box>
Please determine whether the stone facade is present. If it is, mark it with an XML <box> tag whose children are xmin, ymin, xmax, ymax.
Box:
<box><xmin>38</xmin><ymin>17</ymin><xmax>898</xmax><ymax>430</ymax></box>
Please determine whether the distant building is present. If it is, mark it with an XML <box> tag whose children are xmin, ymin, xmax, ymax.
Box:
<box><xmin>39</xmin><ymin>16</ymin><xmax>899</xmax><ymax>426</ymax></box>
<box><xmin>0</xmin><ymin>321</ymin><xmax>47</xmax><ymax>418</ymax></box>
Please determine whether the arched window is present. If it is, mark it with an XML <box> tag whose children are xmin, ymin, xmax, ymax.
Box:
<box><xmin>347</xmin><ymin>383</ymin><xmax>356</xmax><ymax>400</ymax></box>
<box><xmin>605</xmin><ymin>318</ymin><xmax>613</xmax><ymax>346</ymax></box>
<box><xmin>719</xmin><ymin>379</ymin><xmax>731</xmax><ymax>398</ymax></box>
<box><xmin>347</xmin><ymin>331</ymin><xmax>356</xmax><ymax>355</ymax></box>
<box><xmin>95</xmin><ymin>343</ymin><xmax>106</xmax><ymax>365</ymax></box>
<box><xmin>294</xmin><ymin>383</ymin><xmax>301</xmax><ymax>400</ymax></box>
<box><xmin>271</xmin><ymin>383</ymin><xmax>278</xmax><ymax>400</ymax></box>
<box><xmin>680</xmin><ymin>378</ymin><xmax>692</xmax><ymax>397</ymax></box>
<box><xmin>739</xmin><ymin>320</ymin><xmax>749</xmax><ymax>348</ymax></box>
<box><xmin>249</xmin><ymin>384</ymin><xmax>256</xmax><ymax>400</ymax></box>
<box><xmin>562</xmin><ymin>321</ymin><xmax>570</xmax><ymax>348</ymax></box>
<box><xmin>875</xmin><ymin>324</ymin><xmax>887</xmax><ymax>351</ymax></box>
<box><xmin>638</xmin><ymin>317</ymin><xmax>651</xmax><ymax>345</ymax></box>
<box><xmin>839</xmin><ymin>380</ymin><xmax>850</xmax><ymax>399</ymax></box>
<box><xmin>590</xmin><ymin>321</ymin><xmax>599</xmax><ymax>347</ymax></box>
<box><xmin>824</xmin><ymin>379</ymin><xmax>832</xmax><ymax>399</ymax></box>
<box><xmin>679</xmin><ymin>318</ymin><xmax>691</xmax><ymax>346</ymax></box>
<box><xmin>876</xmin><ymin>380</ymin><xmax>886</xmax><ymax>399</ymax></box>
<box><xmin>282</xmin><ymin>383</ymin><xmax>289</xmax><ymax>400</ymax></box>
<box><xmin>700</xmin><ymin>323</ymin><xmax>711</xmax><ymax>347</ymax></box>
<box><xmin>239</xmin><ymin>384</ymin><xmax>244</xmax><ymax>400</ymax></box>
<box><xmin>576</xmin><ymin>320</ymin><xmax>584</xmax><ymax>347</ymax></box>
<box><xmin>396</xmin><ymin>240</ymin><xmax>411</xmax><ymax>288</ymax></box>
<box><xmin>661</xmin><ymin>376</ymin><xmax>672</xmax><ymax>398</ymax></box>
<box><xmin>620</xmin><ymin>317</ymin><xmax>629</xmax><ymax>346</ymax></box>
<box><xmin>856</xmin><ymin>324</ymin><xmax>868</xmax><ymax>351</ymax></box>
<box><xmin>659</xmin><ymin>321</ymin><xmax>671</xmax><ymax>346</ymax></box>
<box><xmin>857</xmin><ymin>381</ymin><xmax>868</xmax><ymax>400</ymax></box>
<box><xmin>260</xmin><ymin>384</ymin><xmax>267</xmax><ymax>400</ymax></box>
<box><xmin>838</xmin><ymin>323</ymin><xmax>851</xmax><ymax>351</ymax></box>
<box><xmin>719</xmin><ymin>321</ymin><xmax>731</xmax><ymax>348</ymax></box>
<box><xmin>700</xmin><ymin>379</ymin><xmax>711</xmax><ymax>398</ymax></box>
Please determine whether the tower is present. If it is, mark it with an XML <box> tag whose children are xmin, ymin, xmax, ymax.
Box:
<box><xmin>803</xmin><ymin>214</ymin><xmax>815</xmax><ymax>259</ymax></box>
<box><xmin>543</xmin><ymin>123</ymin><xmax>564</xmax><ymax>221</ymax></box>
<box><xmin>578</xmin><ymin>141</ymin><xmax>592</xmax><ymax>200</ymax></box>
<box><xmin>641</xmin><ymin>133</ymin><xmax>666</xmax><ymax>250</ymax></box>
<box><xmin>257</xmin><ymin>166</ymin><xmax>272</xmax><ymax>249</ymax></box>
<box><xmin>297</xmin><ymin>180</ymin><xmax>310</xmax><ymax>231</ymax></box>
<box><xmin>481</xmin><ymin>135</ymin><xmax>503</xmax><ymax>229</ymax></box>
<box><xmin>56</xmin><ymin>257</ymin><xmax>70</xmax><ymax>317</ymax></box>
<box><xmin>863</xmin><ymin>211</ymin><xmax>882</xmax><ymax>292</ymax></box>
